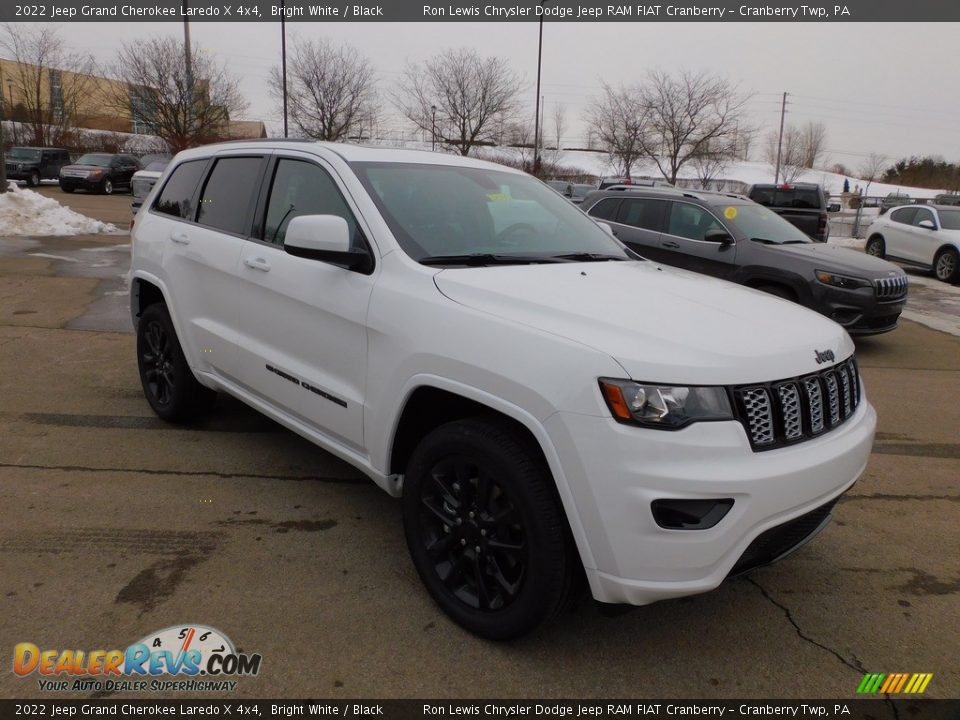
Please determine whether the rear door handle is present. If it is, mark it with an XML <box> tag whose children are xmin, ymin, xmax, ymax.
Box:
<box><xmin>244</xmin><ymin>257</ymin><xmax>271</xmax><ymax>272</ymax></box>
<box><xmin>170</xmin><ymin>231</ymin><xmax>190</xmax><ymax>245</ymax></box>
<box><xmin>662</xmin><ymin>240</ymin><xmax>680</xmax><ymax>249</ymax></box>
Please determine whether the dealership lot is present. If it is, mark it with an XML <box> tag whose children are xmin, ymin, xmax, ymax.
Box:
<box><xmin>1</xmin><ymin>191</ymin><xmax>958</xmax><ymax>699</ymax></box>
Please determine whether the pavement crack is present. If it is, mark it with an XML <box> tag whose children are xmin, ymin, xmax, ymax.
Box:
<box><xmin>0</xmin><ymin>461</ymin><xmax>366</xmax><ymax>484</ymax></box>
<box><xmin>747</xmin><ymin>576</ymin><xmax>865</xmax><ymax>675</ymax></box>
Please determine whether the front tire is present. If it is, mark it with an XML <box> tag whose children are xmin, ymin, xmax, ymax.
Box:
<box><xmin>934</xmin><ymin>247</ymin><xmax>959</xmax><ymax>283</ymax></box>
<box><xmin>27</xmin><ymin>171</ymin><xmax>40</xmax><ymax>188</ymax></box>
<box><xmin>136</xmin><ymin>303</ymin><xmax>216</xmax><ymax>422</ymax></box>
<box><xmin>402</xmin><ymin>418</ymin><xmax>575</xmax><ymax>640</ymax></box>
<box><xmin>755</xmin><ymin>284</ymin><xmax>797</xmax><ymax>302</ymax></box>
<box><xmin>100</xmin><ymin>178</ymin><xmax>114</xmax><ymax>195</ymax></box>
<box><xmin>60</xmin><ymin>185</ymin><xmax>74</xmax><ymax>193</ymax></box>
<box><xmin>865</xmin><ymin>236</ymin><xmax>885</xmax><ymax>259</ymax></box>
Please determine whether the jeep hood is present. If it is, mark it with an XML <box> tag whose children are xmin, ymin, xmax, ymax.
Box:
<box><xmin>770</xmin><ymin>242</ymin><xmax>904</xmax><ymax>277</ymax></box>
<box><xmin>433</xmin><ymin>261</ymin><xmax>854</xmax><ymax>385</ymax></box>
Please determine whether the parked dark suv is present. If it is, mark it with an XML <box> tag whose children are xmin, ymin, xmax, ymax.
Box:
<box><xmin>748</xmin><ymin>182</ymin><xmax>830</xmax><ymax>242</ymax></box>
<box><xmin>5</xmin><ymin>147</ymin><xmax>71</xmax><ymax>187</ymax></box>
<box><xmin>58</xmin><ymin>153</ymin><xmax>140</xmax><ymax>194</ymax></box>
<box><xmin>583</xmin><ymin>187</ymin><xmax>909</xmax><ymax>335</ymax></box>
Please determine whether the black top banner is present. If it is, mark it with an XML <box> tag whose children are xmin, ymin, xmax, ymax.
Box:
<box><xmin>5</xmin><ymin>0</ymin><xmax>960</xmax><ymax>22</ymax></box>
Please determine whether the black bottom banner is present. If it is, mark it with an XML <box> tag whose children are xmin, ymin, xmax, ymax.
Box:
<box><xmin>1</xmin><ymin>700</ymin><xmax>958</xmax><ymax>720</ymax></box>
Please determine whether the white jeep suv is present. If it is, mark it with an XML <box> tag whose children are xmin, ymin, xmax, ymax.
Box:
<box><xmin>130</xmin><ymin>141</ymin><xmax>876</xmax><ymax>639</ymax></box>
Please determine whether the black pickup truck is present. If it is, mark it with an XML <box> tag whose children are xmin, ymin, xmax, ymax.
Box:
<box><xmin>748</xmin><ymin>182</ymin><xmax>830</xmax><ymax>242</ymax></box>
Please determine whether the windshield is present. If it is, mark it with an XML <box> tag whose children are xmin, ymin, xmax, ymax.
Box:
<box><xmin>724</xmin><ymin>203</ymin><xmax>813</xmax><ymax>244</ymax></box>
<box><xmin>9</xmin><ymin>148</ymin><xmax>42</xmax><ymax>161</ymax></box>
<box><xmin>352</xmin><ymin>162</ymin><xmax>632</xmax><ymax>264</ymax></box>
<box><xmin>75</xmin><ymin>154</ymin><xmax>113</xmax><ymax>167</ymax></box>
<box><xmin>938</xmin><ymin>209</ymin><xmax>960</xmax><ymax>231</ymax></box>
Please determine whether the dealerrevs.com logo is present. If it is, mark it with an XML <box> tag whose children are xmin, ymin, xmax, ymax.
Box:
<box><xmin>13</xmin><ymin>625</ymin><xmax>262</xmax><ymax>693</ymax></box>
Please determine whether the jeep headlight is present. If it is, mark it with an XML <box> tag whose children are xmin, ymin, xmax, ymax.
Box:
<box><xmin>815</xmin><ymin>270</ymin><xmax>871</xmax><ymax>289</ymax></box>
<box><xmin>599</xmin><ymin>379</ymin><xmax>733</xmax><ymax>428</ymax></box>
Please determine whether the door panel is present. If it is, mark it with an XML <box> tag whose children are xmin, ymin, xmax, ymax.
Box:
<box><xmin>610</xmin><ymin>198</ymin><xmax>668</xmax><ymax>262</ymax></box>
<box><xmin>234</xmin><ymin>155</ymin><xmax>374</xmax><ymax>450</ymax></box>
<box><xmin>659</xmin><ymin>202</ymin><xmax>737</xmax><ymax>278</ymax></box>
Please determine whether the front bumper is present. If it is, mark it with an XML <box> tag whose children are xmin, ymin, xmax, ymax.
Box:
<box><xmin>546</xmin><ymin>397</ymin><xmax>876</xmax><ymax>605</ymax></box>
<box><xmin>59</xmin><ymin>176</ymin><xmax>104</xmax><ymax>191</ymax></box>
<box><xmin>811</xmin><ymin>283</ymin><xmax>906</xmax><ymax>335</ymax></box>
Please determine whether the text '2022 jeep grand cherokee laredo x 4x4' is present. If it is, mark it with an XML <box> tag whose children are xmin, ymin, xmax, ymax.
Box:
<box><xmin>130</xmin><ymin>142</ymin><xmax>876</xmax><ymax>639</ymax></box>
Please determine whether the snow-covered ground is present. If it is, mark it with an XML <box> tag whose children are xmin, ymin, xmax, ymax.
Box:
<box><xmin>0</xmin><ymin>182</ymin><xmax>116</xmax><ymax>236</ymax></box>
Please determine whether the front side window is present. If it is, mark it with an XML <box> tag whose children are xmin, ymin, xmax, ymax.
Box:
<box><xmin>197</xmin><ymin>157</ymin><xmax>264</xmax><ymax>235</ymax></box>
<box><xmin>153</xmin><ymin>160</ymin><xmax>207</xmax><ymax>220</ymax></box>
<box><xmin>666</xmin><ymin>203</ymin><xmax>725</xmax><ymax>242</ymax></box>
<box><xmin>352</xmin><ymin>162</ymin><xmax>631</xmax><ymax>263</ymax></box>
<box><xmin>912</xmin><ymin>208</ymin><xmax>936</xmax><ymax>227</ymax></box>
<box><xmin>263</xmin><ymin>159</ymin><xmax>361</xmax><ymax>246</ymax></box>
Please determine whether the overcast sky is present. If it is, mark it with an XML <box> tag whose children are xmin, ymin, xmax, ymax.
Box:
<box><xmin>43</xmin><ymin>21</ymin><xmax>960</xmax><ymax>167</ymax></box>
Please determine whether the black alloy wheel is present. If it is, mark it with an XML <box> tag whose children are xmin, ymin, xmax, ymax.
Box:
<box><xmin>403</xmin><ymin>418</ymin><xmax>577</xmax><ymax>640</ymax></box>
<box><xmin>136</xmin><ymin>303</ymin><xmax>216</xmax><ymax>422</ymax></box>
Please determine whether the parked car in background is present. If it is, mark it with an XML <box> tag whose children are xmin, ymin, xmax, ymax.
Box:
<box><xmin>59</xmin><ymin>153</ymin><xmax>140</xmax><ymax>195</ymax></box>
<box><xmin>4</xmin><ymin>147</ymin><xmax>71</xmax><ymax>187</ymax></box>
<box><xmin>131</xmin><ymin>159</ymin><xmax>171</xmax><ymax>214</ymax></box>
<box><xmin>933</xmin><ymin>193</ymin><xmax>960</xmax><ymax>207</ymax></box>
<box><xmin>747</xmin><ymin>183</ymin><xmax>830</xmax><ymax>242</ymax></box>
<box><xmin>130</xmin><ymin>141</ymin><xmax>876</xmax><ymax>638</ymax></box>
<box><xmin>583</xmin><ymin>186</ymin><xmax>908</xmax><ymax>334</ymax></box>
<box><xmin>598</xmin><ymin>176</ymin><xmax>674</xmax><ymax>190</ymax></box>
<box><xmin>866</xmin><ymin>204</ymin><xmax>960</xmax><ymax>283</ymax></box>
<box><xmin>879</xmin><ymin>193</ymin><xmax>912</xmax><ymax>212</ymax></box>
<box><xmin>544</xmin><ymin>180</ymin><xmax>596</xmax><ymax>204</ymax></box>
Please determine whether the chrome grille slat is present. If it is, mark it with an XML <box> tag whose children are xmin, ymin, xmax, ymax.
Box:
<box><xmin>803</xmin><ymin>377</ymin><xmax>825</xmax><ymax>433</ymax></box>
<box><xmin>874</xmin><ymin>275</ymin><xmax>908</xmax><ymax>300</ymax></box>
<box><xmin>777</xmin><ymin>383</ymin><xmax>803</xmax><ymax>440</ymax></box>
<box><xmin>736</xmin><ymin>356</ymin><xmax>861</xmax><ymax>451</ymax></box>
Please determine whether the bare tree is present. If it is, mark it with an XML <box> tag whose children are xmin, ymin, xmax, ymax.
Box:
<box><xmin>1</xmin><ymin>23</ymin><xmax>97</xmax><ymax>147</ymax></box>
<box><xmin>858</xmin><ymin>152</ymin><xmax>888</xmax><ymax>196</ymax></box>
<box><xmin>552</xmin><ymin>102</ymin><xmax>566</xmax><ymax>151</ymax></box>
<box><xmin>640</xmin><ymin>70</ymin><xmax>751</xmax><ymax>184</ymax></box>
<box><xmin>106</xmin><ymin>36</ymin><xmax>247</xmax><ymax>152</ymax></box>
<box><xmin>764</xmin><ymin>126</ymin><xmax>806</xmax><ymax>183</ymax></box>
<box><xmin>269</xmin><ymin>37</ymin><xmax>378</xmax><ymax>142</ymax></box>
<box><xmin>799</xmin><ymin>121</ymin><xmax>827</xmax><ymax>168</ymax></box>
<box><xmin>393</xmin><ymin>48</ymin><xmax>522</xmax><ymax>157</ymax></box>
<box><xmin>733</xmin><ymin>123</ymin><xmax>758</xmax><ymax>162</ymax></box>
<box><xmin>585</xmin><ymin>83</ymin><xmax>649</xmax><ymax>178</ymax></box>
<box><xmin>691</xmin><ymin>142</ymin><xmax>735</xmax><ymax>189</ymax></box>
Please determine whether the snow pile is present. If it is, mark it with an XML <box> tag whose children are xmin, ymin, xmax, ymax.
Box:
<box><xmin>0</xmin><ymin>182</ymin><xmax>116</xmax><ymax>236</ymax></box>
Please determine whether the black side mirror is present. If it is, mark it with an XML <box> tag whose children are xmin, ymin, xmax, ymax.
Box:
<box><xmin>704</xmin><ymin>228</ymin><xmax>733</xmax><ymax>244</ymax></box>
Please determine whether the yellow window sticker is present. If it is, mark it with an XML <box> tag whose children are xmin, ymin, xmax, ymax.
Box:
<box><xmin>723</xmin><ymin>206</ymin><xmax>738</xmax><ymax>220</ymax></box>
<box><xmin>487</xmin><ymin>192</ymin><xmax>510</xmax><ymax>202</ymax></box>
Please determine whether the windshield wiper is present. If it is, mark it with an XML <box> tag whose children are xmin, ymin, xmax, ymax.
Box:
<box><xmin>551</xmin><ymin>252</ymin><xmax>628</xmax><ymax>262</ymax></box>
<box><xmin>419</xmin><ymin>253</ymin><xmax>567</xmax><ymax>267</ymax></box>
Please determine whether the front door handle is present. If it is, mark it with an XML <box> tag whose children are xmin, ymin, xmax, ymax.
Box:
<box><xmin>170</xmin><ymin>231</ymin><xmax>190</xmax><ymax>245</ymax></box>
<box><xmin>244</xmin><ymin>257</ymin><xmax>271</xmax><ymax>272</ymax></box>
<box><xmin>662</xmin><ymin>240</ymin><xmax>680</xmax><ymax>249</ymax></box>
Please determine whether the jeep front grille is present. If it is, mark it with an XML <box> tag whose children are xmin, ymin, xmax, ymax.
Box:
<box><xmin>734</xmin><ymin>356</ymin><xmax>861</xmax><ymax>451</ymax></box>
<box><xmin>874</xmin><ymin>275</ymin><xmax>907</xmax><ymax>300</ymax></box>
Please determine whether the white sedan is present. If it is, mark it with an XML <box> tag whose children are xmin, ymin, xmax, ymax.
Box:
<box><xmin>866</xmin><ymin>204</ymin><xmax>960</xmax><ymax>283</ymax></box>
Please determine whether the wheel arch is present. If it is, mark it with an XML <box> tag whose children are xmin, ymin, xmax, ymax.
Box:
<box><xmin>385</xmin><ymin>380</ymin><xmax>597</xmax><ymax>572</ymax></box>
<box><xmin>738</xmin><ymin>268</ymin><xmax>808</xmax><ymax>303</ymax></box>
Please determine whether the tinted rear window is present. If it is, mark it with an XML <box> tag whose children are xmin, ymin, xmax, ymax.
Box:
<box><xmin>196</xmin><ymin>157</ymin><xmax>264</xmax><ymax>235</ymax></box>
<box><xmin>750</xmin><ymin>187</ymin><xmax>822</xmax><ymax>209</ymax></box>
<box><xmin>617</xmin><ymin>198</ymin><xmax>667</xmax><ymax>231</ymax></box>
<box><xmin>153</xmin><ymin>160</ymin><xmax>208</xmax><ymax>220</ymax></box>
<box><xmin>587</xmin><ymin>198</ymin><xmax>620</xmax><ymax>221</ymax></box>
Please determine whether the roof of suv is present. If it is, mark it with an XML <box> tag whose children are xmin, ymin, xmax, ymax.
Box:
<box><xmin>584</xmin><ymin>186</ymin><xmax>749</xmax><ymax>207</ymax></box>
<box><xmin>172</xmin><ymin>140</ymin><xmax>523</xmax><ymax>173</ymax></box>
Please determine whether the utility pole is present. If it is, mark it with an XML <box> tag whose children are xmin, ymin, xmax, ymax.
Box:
<box><xmin>183</xmin><ymin>2</ymin><xmax>194</xmax><ymax>139</ymax></box>
<box><xmin>0</xmin><ymin>83</ymin><xmax>7</xmax><ymax>194</ymax></box>
<box><xmin>774</xmin><ymin>91</ymin><xmax>788</xmax><ymax>184</ymax></box>
<box><xmin>281</xmin><ymin>0</ymin><xmax>288</xmax><ymax>138</ymax></box>
<box><xmin>532</xmin><ymin>0</ymin><xmax>546</xmax><ymax>175</ymax></box>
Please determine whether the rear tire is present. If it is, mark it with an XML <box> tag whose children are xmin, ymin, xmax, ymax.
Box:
<box><xmin>934</xmin><ymin>247</ymin><xmax>959</xmax><ymax>283</ymax></box>
<box><xmin>402</xmin><ymin>417</ymin><xmax>576</xmax><ymax>640</ymax></box>
<box><xmin>136</xmin><ymin>303</ymin><xmax>216</xmax><ymax>423</ymax></box>
<box><xmin>865</xmin><ymin>236</ymin><xmax>885</xmax><ymax>259</ymax></box>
